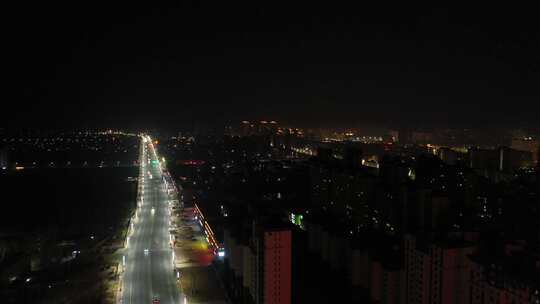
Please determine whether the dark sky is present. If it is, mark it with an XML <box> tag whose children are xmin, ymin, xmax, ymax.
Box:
<box><xmin>6</xmin><ymin>2</ymin><xmax>540</xmax><ymax>130</ymax></box>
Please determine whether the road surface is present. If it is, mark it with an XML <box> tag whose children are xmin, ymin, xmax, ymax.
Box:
<box><xmin>121</xmin><ymin>136</ymin><xmax>181</xmax><ymax>304</ymax></box>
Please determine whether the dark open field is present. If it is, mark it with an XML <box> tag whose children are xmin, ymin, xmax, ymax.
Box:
<box><xmin>0</xmin><ymin>167</ymin><xmax>137</xmax><ymax>238</ymax></box>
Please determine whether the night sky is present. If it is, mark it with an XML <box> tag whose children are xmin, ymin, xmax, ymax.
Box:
<box><xmin>7</xmin><ymin>2</ymin><xmax>540</xmax><ymax>130</ymax></box>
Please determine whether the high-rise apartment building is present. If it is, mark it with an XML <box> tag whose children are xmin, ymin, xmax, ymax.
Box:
<box><xmin>470</xmin><ymin>245</ymin><xmax>540</xmax><ymax>304</ymax></box>
<box><xmin>405</xmin><ymin>235</ymin><xmax>476</xmax><ymax>304</ymax></box>
<box><xmin>225</xmin><ymin>218</ymin><xmax>292</xmax><ymax>304</ymax></box>
<box><xmin>262</xmin><ymin>228</ymin><xmax>292</xmax><ymax>304</ymax></box>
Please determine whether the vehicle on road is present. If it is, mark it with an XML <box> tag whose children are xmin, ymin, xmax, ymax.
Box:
<box><xmin>152</xmin><ymin>296</ymin><xmax>160</xmax><ymax>303</ymax></box>
<box><xmin>144</xmin><ymin>248</ymin><xmax>149</xmax><ymax>255</ymax></box>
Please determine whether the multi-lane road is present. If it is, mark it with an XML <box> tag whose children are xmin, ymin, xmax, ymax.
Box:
<box><xmin>121</xmin><ymin>136</ymin><xmax>181</xmax><ymax>304</ymax></box>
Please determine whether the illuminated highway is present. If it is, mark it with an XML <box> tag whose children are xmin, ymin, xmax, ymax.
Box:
<box><xmin>121</xmin><ymin>136</ymin><xmax>181</xmax><ymax>304</ymax></box>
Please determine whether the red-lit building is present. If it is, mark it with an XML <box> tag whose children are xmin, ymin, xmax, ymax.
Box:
<box><xmin>246</xmin><ymin>220</ymin><xmax>292</xmax><ymax>304</ymax></box>
<box><xmin>223</xmin><ymin>217</ymin><xmax>292</xmax><ymax>304</ymax></box>
<box><xmin>405</xmin><ymin>235</ymin><xmax>476</xmax><ymax>304</ymax></box>
<box><xmin>470</xmin><ymin>242</ymin><xmax>540</xmax><ymax>304</ymax></box>
<box><xmin>262</xmin><ymin>228</ymin><xmax>292</xmax><ymax>304</ymax></box>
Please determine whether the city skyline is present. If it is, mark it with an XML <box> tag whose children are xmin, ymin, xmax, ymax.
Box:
<box><xmin>2</xmin><ymin>2</ymin><xmax>539</xmax><ymax>303</ymax></box>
